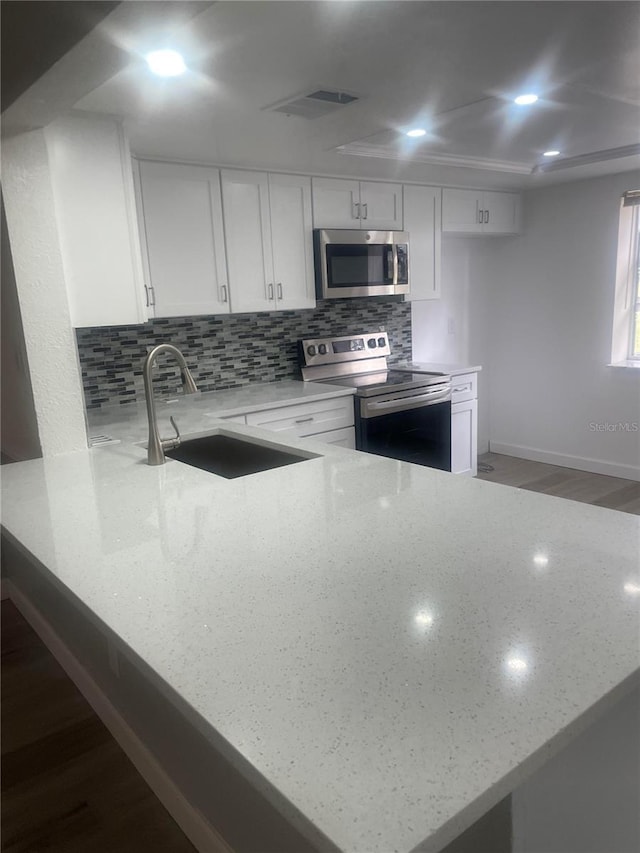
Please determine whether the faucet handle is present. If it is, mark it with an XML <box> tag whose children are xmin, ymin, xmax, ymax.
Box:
<box><xmin>162</xmin><ymin>416</ymin><xmax>182</xmax><ymax>452</ymax></box>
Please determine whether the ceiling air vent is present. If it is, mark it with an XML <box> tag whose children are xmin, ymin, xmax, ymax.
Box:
<box><xmin>265</xmin><ymin>88</ymin><xmax>360</xmax><ymax>120</ymax></box>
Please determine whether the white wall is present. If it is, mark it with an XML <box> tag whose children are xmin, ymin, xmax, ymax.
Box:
<box><xmin>1</xmin><ymin>130</ymin><xmax>87</xmax><ymax>457</ymax></box>
<box><xmin>486</xmin><ymin>171</ymin><xmax>640</xmax><ymax>480</ymax></box>
<box><xmin>411</xmin><ymin>238</ymin><xmax>496</xmax><ymax>454</ymax></box>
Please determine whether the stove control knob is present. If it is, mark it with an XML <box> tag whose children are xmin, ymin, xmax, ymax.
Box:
<box><xmin>318</xmin><ymin>344</ymin><xmax>328</xmax><ymax>355</ymax></box>
<box><xmin>368</xmin><ymin>338</ymin><xmax>377</xmax><ymax>348</ymax></box>
<box><xmin>307</xmin><ymin>345</ymin><xmax>316</xmax><ymax>356</ymax></box>
<box><xmin>377</xmin><ymin>336</ymin><xmax>386</xmax><ymax>347</ymax></box>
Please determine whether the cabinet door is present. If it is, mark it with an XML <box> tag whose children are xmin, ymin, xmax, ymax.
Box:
<box><xmin>451</xmin><ymin>399</ymin><xmax>478</xmax><ymax>476</ymax></box>
<box><xmin>136</xmin><ymin>161</ymin><xmax>229</xmax><ymax>317</ymax></box>
<box><xmin>245</xmin><ymin>396</ymin><xmax>354</xmax><ymax>437</ymax></box>
<box><xmin>269</xmin><ymin>174</ymin><xmax>315</xmax><ymax>310</ymax></box>
<box><xmin>312</xmin><ymin>427</ymin><xmax>356</xmax><ymax>448</ymax></box>
<box><xmin>442</xmin><ymin>188</ymin><xmax>483</xmax><ymax>233</ymax></box>
<box><xmin>312</xmin><ymin>177</ymin><xmax>361</xmax><ymax>228</ymax></box>
<box><xmin>221</xmin><ymin>170</ymin><xmax>274</xmax><ymax>313</ymax></box>
<box><xmin>360</xmin><ymin>182</ymin><xmax>403</xmax><ymax>230</ymax></box>
<box><xmin>483</xmin><ymin>191</ymin><xmax>521</xmax><ymax>234</ymax></box>
<box><xmin>403</xmin><ymin>185</ymin><xmax>441</xmax><ymax>300</ymax></box>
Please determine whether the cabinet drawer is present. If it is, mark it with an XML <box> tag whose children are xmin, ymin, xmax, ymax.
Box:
<box><xmin>451</xmin><ymin>373</ymin><xmax>477</xmax><ymax>403</ymax></box>
<box><xmin>246</xmin><ymin>396</ymin><xmax>354</xmax><ymax>437</ymax></box>
<box><xmin>306</xmin><ymin>426</ymin><xmax>355</xmax><ymax>448</ymax></box>
<box><xmin>220</xmin><ymin>414</ymin><xmax>247</xmax><ymax>424</ymax></box>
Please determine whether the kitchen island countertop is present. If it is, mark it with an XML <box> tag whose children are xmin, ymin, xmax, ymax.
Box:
<box><xmin>2</xmin><ymin>422</ymin><xmax>639</xmax><ymax>853</ymax></box>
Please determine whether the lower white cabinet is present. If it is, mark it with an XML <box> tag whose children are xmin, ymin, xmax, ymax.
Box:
<box><xmin>245</xmin><ymin>396</ymin><xmax>354</xmax><ymax>439</ymax></box>
<box><xmin>213</xmin><ymin>395</ymin><xmax>356</xmax><ymax>448</ymax></box>
<box><xmin>450</xmin><ymin>372</ymin><xmax>479</xmax><ymax>476</ymax></box>
<box><xmin>313</xmin><ymin>427</ymin><xmax>356</xmax><ymax>448</ymax></box>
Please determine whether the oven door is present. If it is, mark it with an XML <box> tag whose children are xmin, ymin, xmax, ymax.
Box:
<box><xmin>356</xmin><ymin>386</ymin><xmax>451</xmax><ymax>471</ymax></box>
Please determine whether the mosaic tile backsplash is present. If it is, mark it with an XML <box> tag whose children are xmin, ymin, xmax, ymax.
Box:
<box><xmin>76</xmin><ymin>299</ymin><xmax>412</xmax><ymax>410</ymax></box>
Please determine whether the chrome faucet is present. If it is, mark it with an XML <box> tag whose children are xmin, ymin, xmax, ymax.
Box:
<box><xmin>143</xmin><ymin>344</ymin><xmax>198</xmax><ymax>465</ymax></box>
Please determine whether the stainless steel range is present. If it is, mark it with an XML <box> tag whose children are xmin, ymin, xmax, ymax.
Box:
<box><xmin>299</xmin><ymin>331</ymin><xmax>452</xmax><ymax>471</ymax></box>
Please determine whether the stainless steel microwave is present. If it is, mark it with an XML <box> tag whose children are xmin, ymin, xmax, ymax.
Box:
<box><xmin>313</xmin><ymin>229</ymin><xmax>410</xmax><ymax>299</ymax></box>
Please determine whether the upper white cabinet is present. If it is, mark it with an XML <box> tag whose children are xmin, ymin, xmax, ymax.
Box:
<box><xmin>135</xmin><ymin>161</ymin><xmax>229</xmax><ymax>318</ymax></box>
<box><xmin>221</xmin><ymin>170</ymin><xmax>315</xmax><ymax>313</ymax></box>
<box><xmin>403</xmin><ymin>185</ymin><xmax>441</xmax><ymax>300</ymax></box>
<box><xmin>45</xmin><ymin>115</ymin><xmax>148</xmax><ymax>327</ymax></box>
<box><xmin>266</xmin><ymin>173</ymin><xmax>316</xmax><ymax>311</ymax></box>
<box><xmin>442</xmin><ymin>189</ymin><xmax>521</xmax><ymax>235</ymax></box>
<box><xmin>312</xmin><ymin>178</ymin><xmax>403</xmax><ymax>230</ymax></box>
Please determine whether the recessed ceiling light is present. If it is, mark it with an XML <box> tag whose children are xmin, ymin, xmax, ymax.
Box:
<box><xmin>543</xmin><ymin>150</ymin><xmax>560</xmax><ymax>157</ymax></box>
<box><xmin>145</xmin><ymin>49</ymin><xmax>187</xmax><ymax>78</ymax></box>
<box><xmin>514</xmin><ymin>93</ymin><xmax>539</xmax><ymax>106</ymax></box>
<box><xmin>406</xmin><ymin>128</ymin><xmax>427</xmax><ymax>138</ymax></box>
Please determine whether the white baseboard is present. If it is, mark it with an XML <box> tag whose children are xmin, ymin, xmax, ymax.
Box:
<box><xmin>489</xmin><ymin>442</ymin><xmax>640</xmax><ymax>482</ymax></box>
<box><xmin>5</xmin><ymin>581</ymin><xmax>233</xmax><ymax>853</ymax></box>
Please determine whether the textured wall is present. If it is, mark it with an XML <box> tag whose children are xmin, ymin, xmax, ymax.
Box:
<box><xmin>1</xmin><ymin>130</ymin><xmax>88</xmax><ymax>455</ymax></box>
<box><xmin>76</xmin><ymin>298</ymin><xmax>412</xmax><ymax>409</ymax></box>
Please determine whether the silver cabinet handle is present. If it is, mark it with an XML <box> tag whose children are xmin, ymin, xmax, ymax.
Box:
<box><xmin>268</xmin><ymin>283</ymin><xmax>274</xmax><ymax>300</ymax></box>
<box><xmin>484</xmin><ymin>210</ymin><xmax>489</xmax><ymax>224</ymax></box>
<box><xmin>362</xmin><ymin>202</ymin><xmax>368</xmax><ymax>220</ymax></box>
<box><xmin>295</xmin><ymin>416</ymin><xmax>314</xmax><ymax>424</ymax></box>
<box><xmin>453</xmin><ymin>385</ymin><xmax>471</xmax><ymax>393</ymax></box>
<box><xmin>352</xmin><ymin>201</ymin><xmax>360</xmax><ymax>220</ymax></box>
<box><xmin>149</xmin><ymin>285</ymin><xmax>156</xmax><ymax>307</ymax></box>
<box><xmin>277</xmin><ymin>282</ymin><xmax>283</xmax><ymax>300</ymax></box>
<box><xmin>221</xmin><ymin>284</ymin><xmax>228</xmax><ymax>303</ymax></box>
<box><xmin>144</xmin><ymin>284</ymin><xmax>150</xmax><ymax>307</ymax></box>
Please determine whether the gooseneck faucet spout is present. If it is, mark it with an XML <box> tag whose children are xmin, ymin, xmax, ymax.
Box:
<box><xmin>143</xmin><ymin>344</ymin><xmax>198</xmax><ymax>465</ymax></box>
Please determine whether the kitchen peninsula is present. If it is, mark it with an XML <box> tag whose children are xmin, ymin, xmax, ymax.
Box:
<box><xmin>2</xmin><ymin>419</ymin><xmax>639</xmax><ymax>853</ymax></box>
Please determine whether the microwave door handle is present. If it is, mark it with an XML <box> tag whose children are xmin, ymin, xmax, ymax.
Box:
<box><xmin>392</xmin><ymin>244</ymin><xmax>399</xmax><ymax>285</ymax></box>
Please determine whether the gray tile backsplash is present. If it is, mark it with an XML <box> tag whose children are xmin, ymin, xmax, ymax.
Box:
<box><xmin>76</xmin><ymin>299</ymin><xmax>412</xmax><ymax>409</ymax></box>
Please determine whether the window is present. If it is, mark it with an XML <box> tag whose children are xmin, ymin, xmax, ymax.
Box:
<box><xmin>611</xmin><ymin>190</ymin><xmax>640</xmax><ymax>365</ymax></box>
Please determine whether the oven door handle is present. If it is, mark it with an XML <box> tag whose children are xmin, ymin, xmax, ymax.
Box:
<box><xmin>361</xmin><ymin>386</ymin><xmax>451</xmax><ymax>417</ymax></box>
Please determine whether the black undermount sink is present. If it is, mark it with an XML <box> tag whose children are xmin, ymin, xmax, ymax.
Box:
<box><xmin>165</xmin><ymin>433</ymin><xmax>318</xmax><ymax>479</ymax></box>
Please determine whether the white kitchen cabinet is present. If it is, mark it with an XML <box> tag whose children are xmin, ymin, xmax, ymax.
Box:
<box><xmin>45</xmin><ymin>116</ymin><xmax>148</xmax><ymax>327</ymax></box>
<box><xmin>403</xmin><ymin>185</ymin><xmax>441</xmax><ymax>300</ymax></box>
<box><xmin>442</xmin><ymin>188</ymin><xmax>520</xmax><ymax>235</ymax></box>
<box><xmin>245</xmin><ymin>395</ymin><xmax>354</xmax><ymax>439</ymax></box>
<box><xmin>268</xmin><ymin>173</ymin><xmax>316</xmax><ymax>310</ymax></box>
<box><xmin>450</xmin><ymin>372</ymin><xmax>479</xmax><ymax>476</ymax></box>
<box><xmin>135</xmin><ymin>161</ymin><xmax>229</xmax><ymax>317</ymax></box>
<box><xmin>315</xmin><ymin>427</ymin><xmax>355</xmax><ymax>448</ymax></box>
<box><xmin>221</xmin><ymin>170</ymin><xmax>315</xmax><ymax>313</ymax></box>
<box><xmin>312</xmin><ymin>177</ymin><xmax>403</xmax><ymax>230</ymax></box>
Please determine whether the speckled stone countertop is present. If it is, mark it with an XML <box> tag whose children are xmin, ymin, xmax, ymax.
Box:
<box><xmin>396</xmin><ymin>362</ymin><xmax>482</xmax><ymax>376</ymax></box>
<box><xmin>87</xmin><ymin>379</ymin><xmax>355</xmax><ymax>445</ymax></box>
<box><xmin>2</xmin><ymin>421</ymin><xmax>639</xmax><ymax>853</ymax></box>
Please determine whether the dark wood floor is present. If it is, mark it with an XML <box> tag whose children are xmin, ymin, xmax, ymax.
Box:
<box><xmin>1</xmin><ymin>599</ymin><xmax>196</xmax><ymax>853</ymax></box>
<box><xmin>2</xmin><ymin>454</ymin><xmax>637</xmax><ymax>853</ymax></box>
<box><xmin>477</xmin><ymin>452</ymin><xmax>640</xmax><ymax>515</ymax></box>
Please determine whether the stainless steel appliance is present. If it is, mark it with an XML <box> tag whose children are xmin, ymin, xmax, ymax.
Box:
<box><xmin>313</xmin><ymin>229</ymin><xmax>409</xmax><ymax>299</ymax></box>
<box><xmin>299</xmin><ymin>331</ymin><xmax>451</xmax><ymax>471</ymax></box>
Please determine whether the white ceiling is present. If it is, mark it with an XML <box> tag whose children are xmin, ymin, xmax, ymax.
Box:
<box><xmin>7</xmin><ymin>1</ymin><xmax>640</xmax><ymax>189</ymax></box>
